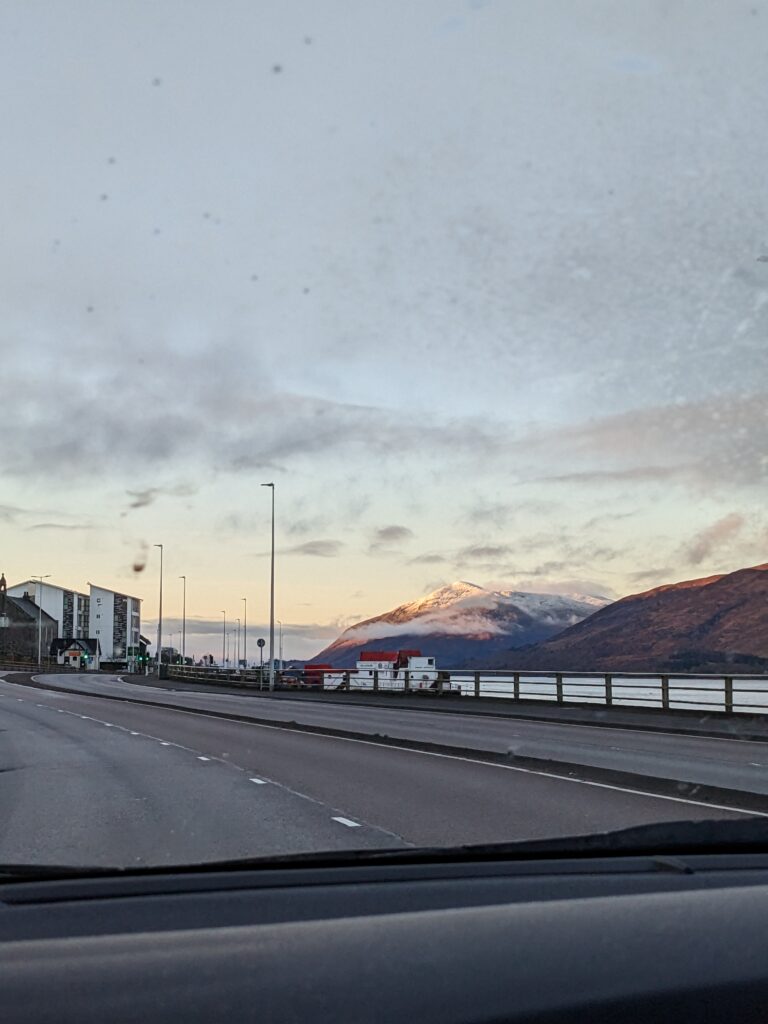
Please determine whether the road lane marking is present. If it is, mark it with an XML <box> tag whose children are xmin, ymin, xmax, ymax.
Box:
<box><xmin>197</xmin><ymin>756</ymin><xmax>211</xmax><ymax>761</ymax></box>
<box><xmin>332</xmin><ymin>816</ymin><xmax>361</xmax><ymax>828</ymax></box>
<box><xmin>106</xmin><ymin>702</ymin><xmax>765</xmax><ymax>818</ymax></box>
<box><xmin>249</xmin><ymin>777</ymin><xmax>267</xmax><ymax>785</ymax></box>
<box><xmin>16</xmin><ymin>680</ymin><xmax>761</xmax><ymax>820</ymax></box>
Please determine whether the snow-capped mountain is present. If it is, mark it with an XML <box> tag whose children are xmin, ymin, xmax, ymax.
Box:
<box><xmin>311</xmin><ymin>581</ymin><xmax>608</xmax><ymax>668</ymax></box>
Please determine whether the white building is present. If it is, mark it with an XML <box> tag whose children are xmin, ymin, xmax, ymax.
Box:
<box><xmin>7</xmin><ymin>580</ymin><xmax>90</xmax><ymax>640</ymax></box>
<box><xmin>321</xmin><ymin>650</ymin><xmax>443</xmax><ymax>691</ymax></box>
<box><xmin>7</xmin><ymin>578</ymin><xmax>142</xmax><ymax>670</ymax></box>
<box><xmin>88</xmin><ymin>584</ymin><xmax>141</xmax><ymax>670</ymax></box>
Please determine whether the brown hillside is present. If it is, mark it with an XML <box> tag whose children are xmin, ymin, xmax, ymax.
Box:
<box><xmin>496</xmin><ymin>563</ymin><xmax>768</xmax><ymax>672</ymax></box>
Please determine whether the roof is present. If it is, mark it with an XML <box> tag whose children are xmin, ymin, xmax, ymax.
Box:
<box><xmin>6</xmin><ymin>595</ymin><xmax>57</xmax><ymax>623</ymax></box>
<box><xmin>50</xmin><ymin>637</ymin><xmax>101</xmax><ymax>656</ymax></box>
<box><xmin>9</xmin><ymin>580</ymin><xmax>88</xmax><ymax>599</ymax></box>
<box><xmin>360</xmin><ymin>651</ymin><xmax>399</xmax><ymax>662</ymax></box>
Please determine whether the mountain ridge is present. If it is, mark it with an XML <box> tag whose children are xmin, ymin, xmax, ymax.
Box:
<box><xmin>311</xmin><ymin>581</ymin><xmax>608</xmax><ymax>668</ymax></box>
<box><xmin>482</xmin><ymin>563</ymin><xmax>768</xmax><ymax>672</ymax></box>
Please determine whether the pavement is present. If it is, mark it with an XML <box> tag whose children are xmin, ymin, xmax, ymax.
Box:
<box><xmin>0</xmin><ymin>672</ymin><xmax>764</xmax><ymax>867</ymax></box>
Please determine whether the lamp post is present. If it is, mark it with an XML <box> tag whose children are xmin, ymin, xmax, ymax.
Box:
<box><xmin>278</xmin><ymin>619</ymin><xmax>283</xmax><ymax>671</ymax></box>
<box><xmin>261</xmin><ymin>482</ymin><xmax>275</xmax><ymax>691</ymax></box>
<box><xmin>179</xmin><ymin>576</ymin><xmax>186</xmax><ymax>664</ymax></box>
<box><xmin>31</xmin><ymin>574</ymin><xmax>51</xmax><ymax>668</ymax></box>
<box><xmin>242</xmin><ymin>597</ymin><xmax>247</xmax><ymax>668</ymax></box>
<box><xmin>235</xmin><ymin>617</ymin><xmax>241</xmax><ymax>669</ymax></box>
<box><xmin>221</xmin><ymin>610</ymin><xmax>226</xmax><ymax>668</ymax></box>
<box><xmin>154</xmin><ymin>544</ymin><xmax>163</xmax><ymax>671</ymax></box>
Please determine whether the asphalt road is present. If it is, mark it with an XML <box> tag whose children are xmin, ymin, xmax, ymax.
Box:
<box><xmin>0</xmin><ymin>674</ymin><xmax>758</xmax><ymax>867</ymax></box>
<box><xmin>27</xmin><ymin>672</ymin><xmax>768</xmax><ymax>796</ymax></box>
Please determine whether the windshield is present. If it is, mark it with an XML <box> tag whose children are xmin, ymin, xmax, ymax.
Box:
<box><xmin>1</xmin><ymin>0</ymin><xmax>767</xmax><ymax>870</ymax></box>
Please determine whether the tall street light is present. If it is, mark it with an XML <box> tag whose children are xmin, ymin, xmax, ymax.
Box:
<box><xmin>235</xmin><ymin>617</ymin><xmax>241</xmax><ymax>669</ymax></box>
<box><xmin>221</xmin><ymin>610</ymin><xmax>226</xmax><ymax>668</ymax></box>
<box><xmin>179</xmin><ymin>576</ymin><xmax>186</xmax><ymax>665</ymax></box>
<box><xmin>242</xmin><ymin>596</ymin><xmax>247</xmax><ymax>668</ymax></box>
<box><xmin>261</xmin><ymin>482</ymin><xmax>275</xmax><ymax>691</ymax></box>
<box><xmin>154</xmin><ymin>544</ymin><xmax>164</xmax><ymax>671</ymax></box>
<box><xmin>31</xmin><ymin>574</ymin><xmax>51</xmax><ymax>668</ymax></box>
<box><xmin>278</xmin><ymin>619</ymin><xmax>283</xmax><ymax>670</ymax></box>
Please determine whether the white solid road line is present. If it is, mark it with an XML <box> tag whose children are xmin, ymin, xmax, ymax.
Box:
<box><xmin>332</xmin><ymin>816</ymin><xmax>361</xmax><ymax>828</ymax></box>
<box><xmin>197</xmin><ymin>756</ymin><xmax>211</xmax><ymax>761</ymax></box>
<box><xmin>105</xmin><ymin>699</ymin><xmax>766</xmax><ymax>819</ymax></box>
<box><xmin>14</xmin><ymin>680</ymin><xmax>763</xmax><ymax>820</ymax></box>
<box><xmin>249</xmin><ymin>777</ymin><xmax>268</xmax><ymax>785</ymax></box>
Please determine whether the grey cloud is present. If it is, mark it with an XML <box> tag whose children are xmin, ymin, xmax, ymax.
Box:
<box><xmin>283</xmin><ymin>539</ymin><xmax>343</xmax><ymax>558</ymax></box>
<box><xmin>456</xmin><ymin>544</ymin><xmax>513</xmax><ymax>562</ymax></box>
<box><xmin>629</xmin><ymin>567</ymin><xmax>675</xmax><ymax>585</ymax></box>
<box><xmin>125</xmin><ymin>483</ymin><xmax>198</xmax><ymax>511</ymax></box>
<box><xmin>369</xmin><ymin>524</ymin><xmax>414</xmax><ymax>554</ymax></box>
<box><xmin>26</xmin><ymin>522</ymin><xmax>93</xmax><ymax>532</ymax></box>
<box><xmin>525</xmin><ymin>393</ymin><xmax>768</xmax><ymax>493</ymax></box>
<box><xmin>408</xmin><ymin>553</ymin><xmax>447</xmax><ymax>565</ymax></box>
<box><xmin>3</xmin><ymin>375</ymin><xmax>503</xmax><ymax>484</ymax></box>
<box><xmin>542</xmin><ymin>466</ymin><xmax>684</xmax><ymax>485</ymax></box>
<box><xmin>372</xmin><ymin>525</ymin><xmax>414</xmax><ymax>544</ymax></box>
<box><xmin>0</xmin><ymin>504</ymin><xmax>28</xmax><ymax>522</ymax></box>
<box><xmin>284</xmin><ymin>516</ymin><xmax>330</xmax><ymax>537</ymax></box>
<box><xmin>460</xmin><ymin>502</ymin><xmax>514</xmax><ymax>529</ymax></box>
<box><xmin>583</xmin><ymin>511</ymin><xmax>638</xmax><ymax>529</ymax></box>
<box><xmin>681</xmin><ymin>513</ymin><xmax>745</xmax><ymax>565</ymax></box>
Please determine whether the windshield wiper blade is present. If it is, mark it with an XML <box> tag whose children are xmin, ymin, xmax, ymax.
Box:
<box><xmin>2</xmin><ymin>818</ymin><xmax>767</xmax><ymax>883</ymax></box>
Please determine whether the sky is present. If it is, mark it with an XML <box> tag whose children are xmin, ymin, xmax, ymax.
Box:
<box><xmin>1</xmin><ymin>0</ymin><xmax>767</xmax><ymax>660</ymax></box>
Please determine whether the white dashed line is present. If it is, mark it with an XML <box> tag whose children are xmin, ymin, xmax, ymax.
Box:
<box><xmin>332</xmin><ymin>816</ymin><xmax>361</xmax><ymax>828</ymax></box>
<box><xmin>249</xmin><ymin>777</ymin><xmax>267</xmax><ymax>785</ymax></box>
<box><xmin>197</xmin><ymin>756</ymin><xmax>211</xmax><ymax>762</ymax></box>
<box><xmin>160</xmin><ymin>741</ymin><xmax>171</xmax><ymax>746</ymax></box>
<box><xmin>130</xmin><ymin>731</ymin><xmax>140</xmax><ymax>736</ymax></box>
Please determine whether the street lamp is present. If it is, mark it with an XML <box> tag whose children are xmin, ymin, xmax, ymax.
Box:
<box><xmin>278</xmin><ymin>619</ymin><xmax>283</xmax><ymax>671</ymax></box>
<box><xmin>261</xmin><ymin>482</ymin><xmax>275</xmax><ymax>690</ymax></box>
<box><xmin>221</xmin><ymin>610</ymin><xmax>226</xmax><ymax>669</ymax></box>
<box><xmin>179</xmin><ymin>576</ymin><xmax>186</xmax><ymax>664</ymax></box>
<box><xmin>242</xmin><ymin>597</ymin><xmax>247</xmax><ymax>668</ymax></box>
<box><xmin>235</xmin><ymin>617</ymin><xmax>241</xmax><ymax>669</ymax></box>
<box><xmin>31</xmin><ymin>574</ymin><xmax>51</xmax><ymax>668</ymax></box>
<box><xmin>154</xmin><ymin>544</ymin><xmax>163</xmax><ymax>671</ymax></box>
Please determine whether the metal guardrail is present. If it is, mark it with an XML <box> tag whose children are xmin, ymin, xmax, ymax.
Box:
<box><xmin>166</xmin><ymin>665</ymin><xmax>768</xmax><ymax>715</ymax></box>
<box><xmin>0</xmin><ymin>661</ymin><xmax>78</xmax><ymax>673</ymax></box>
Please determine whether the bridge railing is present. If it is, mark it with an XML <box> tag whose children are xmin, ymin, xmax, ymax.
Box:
<box><xmin>0</xmin><ymin>660</ymin><xmax>79</xmax><ymax>673</ymax></box>
<box><xmin>165</xmin><ymin>665</ymin><xmax>768</xmax><ymax>715</ymax></box>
